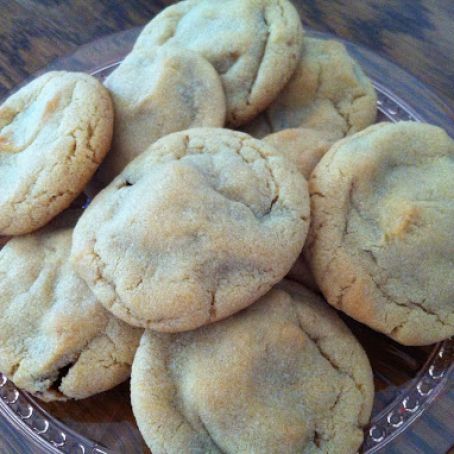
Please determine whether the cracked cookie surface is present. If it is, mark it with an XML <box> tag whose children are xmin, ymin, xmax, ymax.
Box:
<box><xmin>243</xmin><ymin>37</ymin><xmax>377</xmax><ymax>139</ymax></box>
<box><xmin>99</xmin><ymin>46</ymin><xmax>226</xmax><ymax>183</ymax></box>
<box><xmin>0</xmin><ymin>71</ymin><xmax>113</xmax><ymax>235</ymax></box>
<box><xmin>131</xmin><ymin>280</ymin><xmax>374</xmax><ymax>454</ymax></box>
<box><xmin>134</xmin><ymin>0</ymin><xmax>303</xmax><ymax>127</ymax></box>
<box><xmin>306</xmin><ymin>121</ymin><xmax>454</xmax><ymax>345</ymax></box>
<box><xmin>0</xmin><ymin>214</ymin><xmax>142</xmax><ymax>401</ymax></box>
<box><xmin>71</xmin><ymin>128</ymin><xmax>309</xmax><ymax>332</ymax></box>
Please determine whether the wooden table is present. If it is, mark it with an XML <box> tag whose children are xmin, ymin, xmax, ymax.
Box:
<box><xmin>0</xmin><ymin>1</ymin><xmax>453</xmax><ymax>453</ymax></box>
<box><xmin>1</xmin><ymin>0</ymin><xmax>453</xmax><ymax>107</ymax></box>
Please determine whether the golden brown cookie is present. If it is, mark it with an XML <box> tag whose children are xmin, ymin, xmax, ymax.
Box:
<box><xmin>243</xmin><ymin>37</ymin><xmax>377</xmax><ymax>139</ymax></box>
<box><xmin>134</xmin><ymin>0</ymin><xmax>304</xmax><ymax>127</ymax></box>
<box><xmin>0</xmin><ymin>214</ymin><xmax>142</xmax><ymax>401</ymax></box>
<box><xmin>99</xmin><ymin>46</ymin><xmax>226</xmax><ymax>182</ymax></box>
<box><xmin>71</xmin><ymin>128</ymin><xmax>309</xmax><ymax>333</ymax></box>
<box><xmin>0</xmin><ymin>71</ymin><xmax>113</xmax><ymax>235</ymax></box>
<box><xmin>264</xmin><ymin>127</ymin><xmax>338</xmax><ymax>179</ymax></box>
<box><xmin>306</xmin><ymin>121</ymin><xmax>454</xmax><ymax>345</ymax></box>
<box><xmin>131</xmin><ymin>280</ymin><xmax>374</xmax><ymax>454</ymax></box>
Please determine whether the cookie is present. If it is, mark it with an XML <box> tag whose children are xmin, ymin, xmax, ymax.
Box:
<box><xmin>131</xmin><ymin>280</ymin><xmax>374</xmax><ymax>454</ymax></box>
<box><xmin>134</xmin><ymin>0</ymin><xmax>303</xmax><ymax>127</ymax></box>
<box><xmin>306</xmin><ymin>121</ymin><xmax>454</xmax><ymax>345</ymax></box>
<box><xmin>264</xmin><ymin>127</ymin><xmax>338</xmax><ymax>179</ymax></box>
<box><xmin>243</xmin><ymin>37</ymin><xmax>377</xmax><ymax>139</ymax></box>
<box><xmin>71</xmin><ymin>128</ymin><xmax>309</xmax><ymax>332</ymax></box>
<box><xmin>99</xmin><ymin>46</ymin><xmax>226</xmax><ymax>182</ymax></box>
<box><xmin>0</xmin><ymin>215</ymin><xmax>142</xmax><ymax>401</ymax></box>
<box><xmin>0</xmin><ymin>71</ymin><xmax>113</xmax><ymax>235</ymax></box>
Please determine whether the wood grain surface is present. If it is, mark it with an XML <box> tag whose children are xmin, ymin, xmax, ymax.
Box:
<box><xmin>0</xmin><ymin>0</ymin><xmax>453</xmax><ymax>106</ymax></box>
<box><xmin>0</xmin><ymin>1</ymin><xmax>453</xmax><ymax>453</ymax></box>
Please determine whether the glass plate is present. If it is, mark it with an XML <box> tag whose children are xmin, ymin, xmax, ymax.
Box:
<box><xmin>0</xmin><ymin>26</ymin><xmax>453</xmax><ymax>454</ymax></box>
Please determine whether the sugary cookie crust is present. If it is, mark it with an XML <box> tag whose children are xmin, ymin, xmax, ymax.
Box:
<box><xmin>244</xmin><ymin>37</ymin><xmax>377</xmax><ymax>139</ymax></box>
<box><xmin>264</xmin><ymin>127</ymin><xmax>338</xmax><ymax>179</ymax></box>
<box><xmin>134</xmin><ymin>0</ymin><xmax>304</xmax><ymax>126</ymax></box>
<box><xmin>99</xmin><ymin>45</ymin><xmax>226</xmax><ymax>182</ymax></box>
<box><xmin>306</xmin><ymin>121</ymin><xmax>454</xmax><ymax>345</ymax></box>
<box><xmin>0</xmin><ymin>219</ymin><xmax>142</xmax><ymax>401</ymax></box>
<box><xmin>0</xmin><ymin>71</ymin><xmax>113</xmax><ymax>235</ymax></box>
<box><xmin>71</xmin><ymin>128</ymin><xmax>309</xmax><ymax>332</ymax></box>
<box><xmin>131</xmin><ymin>281</ymin><xmax>374</xmax><ymax>454</ymax></box>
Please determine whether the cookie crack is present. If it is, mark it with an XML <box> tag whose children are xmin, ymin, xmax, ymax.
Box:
<box><xmin>118</xmin><ymin>178</ymin><xmax>134</xmax><ymax>189</ymax></box>
<box><xmin>275</xmin><ymin>0</ymin><xmax>286</xmax><ymax>20</ymax></box>
<box><xmin>90</xmin><ymin>241</ymin><xmax>143</xmax><ymax>321</ymax></box>
<box><xmin>68</xmin><ymin>127</ymin><xmax>101</xmax><ymax>166</ymax></box>
<box><xmin>169</xmin><ymin>421</ymin><xmax>185</xmax><ymax>445</ymax></box>
<box><xmin>208</xmin><ymin>290</ymin><xmax>217</xmax><ymax>322</ymax></box>
<box><xmin>49</xmin><ymin>361</ymin><xmax>75</xmax><ymax>396</ymax></box>
<box><xmin>89</xmin><ymin>231</ymin><xmax>207</xmax><ymax>328</ymax></box>
<box><xmin>9</xmin><ymin>358</ymin><xmax>24</xmax><ymax>379</ymax></box>
<box><xmin>183</xmin><ymin>134</ymin><xmax>286</xmax><ymax>218</ymax></box>
<box><xmin>90</xmin><ymin>242</ymin><xmax>119</xmax><ymax>306</ymax></box>
<box><xmin>333</xmin><ymin>278</ymin><xmax>356</xmax><ymax>310</ymax></box>
<box><xmin>245</xmin><ymin>8</ymin><xmax>270</xmax><ymax>108</ymax></box>
<box><xmin>329</xmin><ymin>389</ymin><xmax>343</xmax><ymax>412</ymax></box>
<box><xmin>343</xmin><ymin>180</ymin><xmax>356</xmax><ymax>238</ymax></box>
<box><xmin>33</xmin><ymin>353</ymin><xmax>81</xmax><ymax>400</ymax></box>
<box><xmin>0</xmin><ymin>73</ymin><xmax>62</xmax><ymax>139</ymax></box>
<box><xmin>317</xmin><ymin>59</ymin><xmax>371</xmax><ymax>136</ymax></box>
<box><xmin>8</xmin><ymin>165</ymin><xmax>44</xmax><ymax>211</ymax></box>
<box><xmin>371</xmin><ymin>274</ymin><xmax>452</xmax><ymax>329</ymax></box>
<box><xmin>390</xmin><ymin>319</ymin><xmax>407</xmax><ymax>337</ymax></box>
<box><xmin>314</xmin><ymin>63</ymin><xmax>351</xmax><ymax>136</ymax></box>
<box><xmin>236</xmin><ymin>136</ymin><xmax>281</xmax><ymax>216</ymax></box>
<box><xmin>314</xmin><ymin>61</ymin><xmax>323</xmax><ymax>100</ymax></box>
<box><xmin>198</xmin><ymin>416</ymin><xmax>226</xmax><ymax>454</ymax></box>
<box><xmin>312</xmin><ymin>62</ymin><xmax>343</xmax><ymax>134</ymax></box>
<box><xmin>35</xmin><ymin>318</ymin><xmax>130</xmax><ymax>399</ymax></box>
<box><xmin>343</xmin><ymin>238</ymin><xmax>452</xmax><ymax>331</ymax></box>
<box><xmin>337</xmin><ymin>222</ymin><xmax>452</xmax><ymax>334</ymax></box>
<box><xmin>313</xmin><ymin>430</ymin><xmax>323</xmax><ymax>448</ymax></box>
<box><xmin>294</xmin><ymin>312</ymin><xmax>365</xmax><ymax>430</ymax></box>
<box><xmin>341</xmin><ymin>180</ymin><xmax>452</xmax><ymax>328</ymax></box>
<box><xmin>87</xmin><ymin>327</ymin><xmax>134</xmax><ymax>371</ymax></box>
<box><xmin>344</xmin><ymin>180</ymin><xmax>379</xmax><ymax>238</ymax></box>
<box><xmin>67</xmin><ymin>84</ymin><xmax>104</xmax><ymax>167</ymax></box>
<box><xmin>334</xmin><ymin>100</ymin><xmax>352</xmax><ymax>133</ymax></box>
<box><xmin>312</xmin><ymin>386</ymin><xmax>344</xmax><ymax>449</ymax></box>
<box><xmin>319</xmin><ymin>253</ymin><xmax>338</xmax><ymax>284</ymax></box>
<box><xmin>7</xmin><ymin>156</ymin><xmax>67</xmax><ymax>213</ymax></box>
<box><xmin>186</xmin><ymin>135</ymin><xmax>280</xmax><ymax>218</ymax></box>
<box><xmin>344</xmin><ymin>178</ymin><xmax>453</xmax><ymax>330</ymax></box>
<box><xmin>362</xmin><ymin>248</ymin><xmax>378</xmax><ymax>265</ymax></box>
<box><xmin>346</xmin><ymin>92</ymin><xmax>370</xmax><ymax>133</ymax></box>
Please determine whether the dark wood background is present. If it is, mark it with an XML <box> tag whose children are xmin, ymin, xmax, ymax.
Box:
<box><xmin>0</xmin><ymin>0</ymin><xmax>453</xmax><ymax>105</ymax></box>
<box><xmin>0</xmin><ymin>1</ymin><xmax>453</xmax><ymax>453</ymax></box>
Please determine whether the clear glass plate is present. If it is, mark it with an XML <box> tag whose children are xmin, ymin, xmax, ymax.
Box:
<box><xmin>0</xmin><ymin>27</ymin><xmax>453</xmax><ymax>454</ymax></box>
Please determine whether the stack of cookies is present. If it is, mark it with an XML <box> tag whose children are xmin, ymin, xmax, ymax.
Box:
<box><xmin>0</xmin><ymin>0</ymin><xmax>453</xmax><ymax>452</ymax></box>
